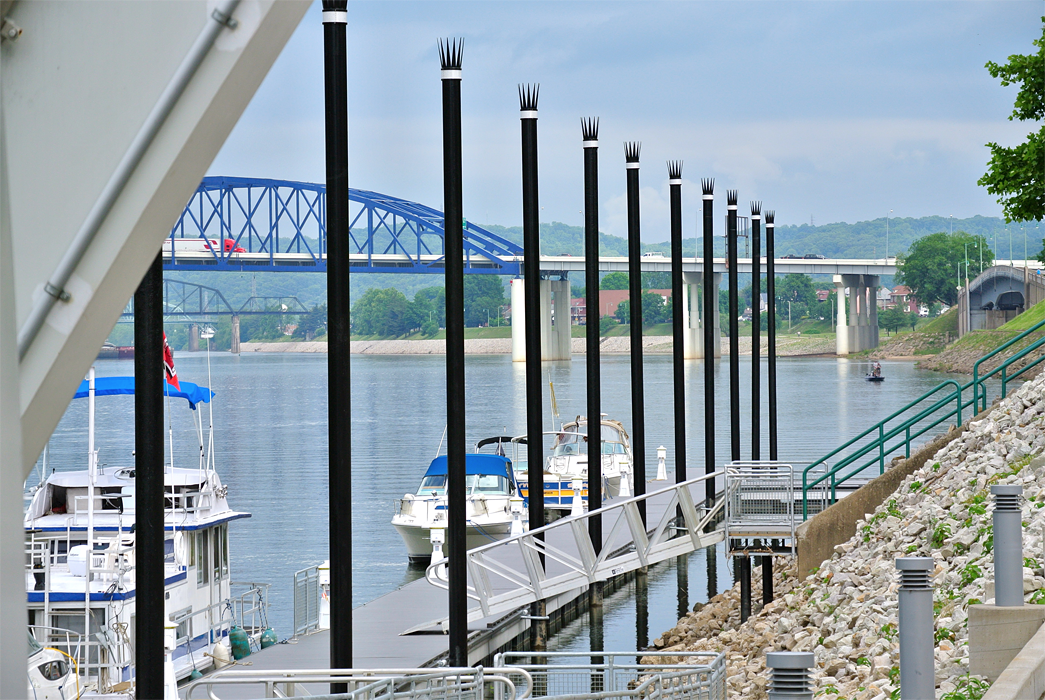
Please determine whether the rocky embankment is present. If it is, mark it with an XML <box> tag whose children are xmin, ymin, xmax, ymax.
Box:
<box><xmin>240</xmin><ymin>334</ymin><xmax>836</xmax><ymax>356</ymax></box>
<box><xmin>647</xmin><ymin>373</ymin><xmax>1045</xmax><ymax>699</ymax></box>
<box><xmin>868</xmin><ymin>332</ymin><xmax>952</xmax><ymax>360</ymax></box>
<box><xmin>918</xmin><ymin>329</ymin><xmax>1045</xmax><ymax>377</ymax></box>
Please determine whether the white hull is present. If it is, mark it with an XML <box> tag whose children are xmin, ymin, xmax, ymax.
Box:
<box><xmin>392</xmin><ymin>520</ymin><xmax>515</xmax><ymax>562</ymax></box>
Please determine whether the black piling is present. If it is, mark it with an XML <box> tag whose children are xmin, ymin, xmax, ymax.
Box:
<box><xmin>701</xmin><ymin>179</ymin><xmax>716</xmax><ymax>508</ymax></box>
<box><xmin>706</xmin><ymin>542</ymin><xmax>718</xmax><ymax>599</ymax></box>
<box><xmin>625</xmin><ymin>142</ymin><xmax>645</xmax><ymax>524</ymax></box>
<box><xmin>521</xmin><ymin>84</ymin><xmax>547</xmax><ymax>648</ymax></box>
<box><xmin>750</xmin><ymin>202</ymin><xmax>761</xmax><ymax>460</ymax></box>
<box><xmin>726</xmin><ymin>190</ymin><xmax>740</xmax><ymax>463</ymax></box>
<box><xmin>766</xmin><ymin>211</ymin><xmax>778</xmax><ymax>460</ymax></box>
<box><xmin>677</xmin><ymin>552</ymin><xmax>690</xmax><ymax>621</ymax></box>
<box><xmin>324</xmin><ymin>0</ymin><xmax>352</xmax><ymax>682</ymax></box>
<box><xmin>439</xmin><ymin>38</ymin><xmax>467</xmax><ymax>667</ymax></box>
<box><xmin>583</xmin><ymin>118</ymin><xmax>603</xmax><ymax>610</ymax></box>
<box><xmin>739</xmin><ymin>555</ymin><xmax>752</xmax><ymax>622</ymax></box>
<box><xmin>668</xmin><ymin>162</ymin><xmax>685</xmax><ymax>495</ymax></box>
<box><xmin>134</xmin><ymin>254</ymin><xmax>164</xmax><ymax>699</ymax></box>
<box><xmin>763</xmin><ymin>554</ymin><xmax>774</xmax><ymax>605</ymax></box>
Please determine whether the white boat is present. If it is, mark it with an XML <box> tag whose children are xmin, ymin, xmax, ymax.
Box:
<box><xmin>27</xmin><ymin>631</ymin><xmax>75</xmax><ymax>700</ymax></box>
<box><xmin>24</xmin><ymin>370</ymin><xmax>270</xmax><ymax>694</ymax></box>
<box><xmin>518</xmin><ymin>417</ymin><xmax>634</xmax><ymax>510</ymax></box>
<box><xmin>391</xmin><ymin>441</ymin><xmax>525</xmax><ymax>563</ymax></box>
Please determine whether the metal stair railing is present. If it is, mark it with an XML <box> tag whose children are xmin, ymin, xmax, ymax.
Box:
<box><xmin>182</xmin><ymin>666</ymin><xmax>532</xmax><ymax>700</ymax></box>
<box><xmin>406</xmin><ymin>472</ymin><xmax>725</xmax><ymax>634</ymax></box>
<box><xmin>802</xmin><ymin>316</ymin><xmax>1045</xmax><ymax>519</ymax></box>
<box><xmin>493</xmin><ymin>651</ymin><xmax>726</xmax><ymax>700</ymax></box>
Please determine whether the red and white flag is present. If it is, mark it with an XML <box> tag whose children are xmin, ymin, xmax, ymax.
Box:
<box><xmin>163</xmin><ymin>332</ymin><xmax>180</xmax><ymax>391</ymax></box>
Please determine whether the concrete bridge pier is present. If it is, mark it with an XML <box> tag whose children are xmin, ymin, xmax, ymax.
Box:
<box><xmin>683</xmin><ymin>271</ymin><xmax>721</xmax><ymax>359</ymax></box>
<box><xmin>230</xmin><ymin>315</ymin><xmax>241</xmax><ymax>354</ymax></box>
<box><xmin>188</xmin><ymin>324</ymin><xmax>200</xmax><ymax>352</ymax></box>
<box><xmin>834</xmin><ymin>274</ymin><xmax>880</xmax><ymax>355</ymax></box>
<box><xmin>511</xmin><ymin>277</ymin><xmax>571</xmax><ymax>362</ymax></box>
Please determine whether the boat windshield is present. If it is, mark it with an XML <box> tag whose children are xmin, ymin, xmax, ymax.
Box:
<box><xmin>28</xmin><ymin>632</ymin><xmax>43</xmax><ymax>658</ymax></box>
<box><xmin>601</xmin><ymin>442</ymin><xmax>627</xmax><ymax>455</ymax></box>
<box><xmin>552</xmin><ymin>432</ymin><xmax>586</xmax><ymax>456</ymax></box>
<box><xmin>417</xmin><ymin>475</ymin><xmax>446</xmax><ymax>495</ymax></box>
<box><xmin>416</xmin><ymin>473</ymin><xmax>514</xmax><ymax>496</ymax></box>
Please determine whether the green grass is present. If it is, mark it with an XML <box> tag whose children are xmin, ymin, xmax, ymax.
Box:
<box><xmin>998</xmin><ymin>298</ymin><xmax>1045</xmax><ymax>331</ymax></box>
<box><xmin>921</xmin><ymin>307</ymin><xmax>959</xmax><ymax>334</ymax></box>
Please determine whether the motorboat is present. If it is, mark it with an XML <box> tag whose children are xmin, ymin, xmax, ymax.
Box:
<box><xmin>27</xmin><ymin>631</ymin><xmax>75</xmax><ymax>700</ymax></box>
<box><xmin>391</xmin><ymin>442</ymin><xmax>525</xmax><ymax>564</ymax></box>
<box><xmin>866</xmin><ymin>362</ymin><xmax>885</xmax><ymax>382</ymax></box>
<box><xmin>24</xmin><ymin>370</ymin><xmax>270</xmax><ymax>695</ymax></box>
<box><xmin>516</xmin><ymin>417</ymin><xmax>635</xmax><ymax>511</ymax></box>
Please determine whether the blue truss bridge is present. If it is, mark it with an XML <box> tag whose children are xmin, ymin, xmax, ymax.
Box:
<box><xmin>165</xmin><ymin>176</ymin><xmax>524</xmax><ymax>275</ymax></box>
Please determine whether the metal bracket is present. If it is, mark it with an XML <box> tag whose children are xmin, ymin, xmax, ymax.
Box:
<box><xmin>43</xmin><ymin>283</ymin><xmax>71</xmax><ymax>303</ymax></box>
<box><xmin>1</xmin><ymin>17</ymin><xmax>22</xmax><ymax>42</ymax></box>
<box><xmin>210</xmin><ymin>8</ymin><xmax>239</xmax><ymax>30</ymax></box>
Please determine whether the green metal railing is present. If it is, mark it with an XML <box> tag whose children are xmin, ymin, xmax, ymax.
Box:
<box><xmin>801</xmin><ymin>317</ymin><xmax>1045</xmax><ymax>519</ymax></box>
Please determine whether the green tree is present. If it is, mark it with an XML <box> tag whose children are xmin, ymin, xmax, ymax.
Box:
<box><xmin>978</xmin><ymin>19</ymin><xmax>1044</xmax><ymax>224</ymax></box>
<box><xmin>601</xmin><ymin>272</ymin><xmax>630</xmax><ymax>290</ymax></box>
<box><xmin>415</xmin><ymin>286</ymin><xmax>446</xmax><ymax>328</ymax></box>
<box><xmin>599</xmin><ymin>315</ymin><xmax>617</xmax><ymax>335</ymax></box>
<box><xmin>293</xmin><ymin>303</ymin><xmax>327</xmax><ymax>340</ymax></box>
<box><xmin>641</xmin><ymin>272</ymin><xmax>671</xmax><ymax>289</ymax></box>
<box><xmin>352</xmin><ymin>288</ymin><xmax>411</xmax><ymax>336</ymax></box>
<box><xmin>240</xmin><ymin>310</ymin><xmax>286</xmax><ymax>341</ymax></box>
<box><xmin>879</xmin><ymin>307</ymin><xmax>906</xmax><ymax>336</ymax></box>
<box><xmin>613</xmin><ymin>291</ymin><xmax>670</xmax><ymax>325</ymax></box>
<box><xmin>896</xmin><ymin>232</ymin><xmax>993</xmax><ymax>305</ymax></box>
<box><xmin>463</xmin><ymin>276</ymin><xmax>507</xmax><ymax>327</ymax></box>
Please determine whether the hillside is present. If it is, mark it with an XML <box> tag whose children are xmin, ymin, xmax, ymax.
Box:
<box><xmin>917</xmin><ymin>299</ymin><xmax>1045</xmax><ymax>375</ymax></box>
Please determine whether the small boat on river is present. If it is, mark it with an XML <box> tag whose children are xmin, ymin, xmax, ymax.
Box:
<box><xmin>24</xmin><ymin>370</ymin><xmax>271</xmax><ymax>694</ymax></box>
<box><xmin>391</xmin><ymin>442</ymin><xmax>525</xmax><ymax>564</ymax></box>
<box><xmin>866</xmin><ymin>361</ymin><xmax>885</xmax><ymax>382</ymax></box>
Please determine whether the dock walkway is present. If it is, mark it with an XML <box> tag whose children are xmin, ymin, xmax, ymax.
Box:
<box><xmin>184</xmin><ymin>478</ymin><xmax>716</xmax><ymax>698</ymax></box>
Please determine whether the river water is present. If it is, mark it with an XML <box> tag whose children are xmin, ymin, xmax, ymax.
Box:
<box><xmin>29</xmin><ymin>351</ymin><xmax>959</xmax><ymax>650</ymax></box>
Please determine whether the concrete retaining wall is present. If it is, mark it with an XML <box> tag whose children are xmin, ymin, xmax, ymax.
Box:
<box><xmin>795</xmin><ymin>424</ymin><xmax>968</xmax><ymax>580</ymax></box>
<box><xmin>983</xmin><ymin>620</ymin><xmax>1045</xmax><ymax>700</ymax></box>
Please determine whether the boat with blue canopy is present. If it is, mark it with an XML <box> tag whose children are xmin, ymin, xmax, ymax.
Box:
<box><xmin>391</xmin><ymin>448</ymin><xmax>525</xmax><ymax>563</ymax></box>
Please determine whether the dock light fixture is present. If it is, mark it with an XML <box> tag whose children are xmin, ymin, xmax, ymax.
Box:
<box><xmin>750</xmin><ymin>201</ymin><xmax>762</xmax><ymax>460</ymax></box>
<box><xmin>582</xmin><ymin>117</ymin><xmax>602</xmax><ymax>565</ymax></box>
<box><xmin>766</xmin><ymin>210</ymin><xmax>778</xmax><ymax>460</ymax></box>
<box><xmin>991</xmin><ymin>484</ymin><xmax>1024</xmax><ymax>607</ymax></box>
<box><xmin>766</xmin><ymin>651</ymin><xmax>814</xmax><ymax>700</ymax></box>
<box><xmin>896</xmin><ymin>557</ymin><xmax>935</xmax><ymax>700</ymax></box>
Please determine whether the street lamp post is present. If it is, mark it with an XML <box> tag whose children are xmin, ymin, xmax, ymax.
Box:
<box><xmin>788</xmin><ymin>301</ymin><xmax>792</xmax><ymax>332</ymax></box>
<box><xmin>949</xmin><ymin>215</ymin><xmax>953</xmax><ymax>235</ymax></box>
<box><xmin>886</xmin><ymin>209</ymin><xmax>893</xmax><ymax>260</ymax></box>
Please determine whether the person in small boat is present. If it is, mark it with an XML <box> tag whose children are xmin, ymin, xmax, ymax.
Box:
<box><xmin>872</xmin><ymin>361</ymin><xmax>882</xmax><ymax>378</ymax></box>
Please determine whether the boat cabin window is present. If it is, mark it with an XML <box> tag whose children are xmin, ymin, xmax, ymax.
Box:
<box><xmin>467</xmin><ymin>474</ymin><xmax>513</xmax><ymax>495</ymax></box>
<box><xmin>601</xmin><ymin>442</ymin><xmax>627</xmax><ymax>455</ymax></box>
<box><xmin>417</xmin><ymin>475</ymin><xmax>446</xmax><ymax>495</ymax></box>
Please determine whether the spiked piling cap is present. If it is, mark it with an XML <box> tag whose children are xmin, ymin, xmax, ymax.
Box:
<box><xmin>624</xmin><ymin>142</ymin><xmax>641</xmax><ymax>164</ymax></box>
<box><xmin>701</xmin><ymin>178</ymin><xmax>715</xmax><ymax>197</ymax></box>
<box><xmin>667</xmin><ymin>160</ymin><xmax>683</xmax><ymax>181</ymax></box>
<box><xmin>581</xmin><ymin>117</ymin><xmax>599</xmax><ymax>143</ymax></box>
<box><xmin>519</xmin><ymin>84</ymin><xmax>539</xmax><ymax>112</ymax></box>
<box><xmin>765</xmin><ymin>210</ymin><xmax>775</xmax><ymax>226</ymax></box>
<box><xmin>750</xmin><ymin>201</ymin><xmax>762</xmax><ymax>217</ymax></box>
<box><xmin>438</xmin><ymin>38</ymin><xmax>463</xmax><ymax>73</ymax></box>
<box><xmin>726</xmin><ymin>190</ymin><xmax>738</xmax><ymax>207</ymax></box>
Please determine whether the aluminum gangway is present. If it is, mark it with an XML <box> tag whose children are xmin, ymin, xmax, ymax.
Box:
<box><xmin>723</xmin><ymin>461</ymin><xmax>828</xmax><ymax>558</ymax></box>
<box><xmin>406</xmin><ymin>472</ymin><xmax>726</xmax><ymax>634</ymax></box>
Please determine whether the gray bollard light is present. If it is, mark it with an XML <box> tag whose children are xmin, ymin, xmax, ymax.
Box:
<box><xmin>896</xmin><ymin>557</ymin><xmax>935</xmax><ymax>700</ymax></box>
<box><xmin>992</xmin><ymin>484</ymin><xmax>1024</xmax><ymax>606</ymax></box>
<box><xmin>766</xmin><ymin>651</ymin><xmax>814</xmax><ymax>700</ymax></box>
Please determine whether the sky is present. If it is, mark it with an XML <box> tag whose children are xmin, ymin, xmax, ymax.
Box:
<box><xmin>209</xmin><ymin>1</ymin><xmax>1042</xmax><ymax>242</ymax></box>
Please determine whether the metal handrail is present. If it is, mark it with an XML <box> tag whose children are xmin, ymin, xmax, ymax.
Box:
<box><xmin>802</xmin><ymin>316</ymin><xmax>1045</xmax><ymax>518</ymax></box>
<box><xmin>972</xmin><ymin>316</ymin><xmax>1045</xmax><ymax>412</ymax></box>
<box><xmin>407</xmin><ymin>472</ymin><xmax>725</xmax><ymax>634</ymax></box>
<box><xmin>182</xmin><ymin>666</ymin><xmax>532</xmax><ymax>700</ymax></box>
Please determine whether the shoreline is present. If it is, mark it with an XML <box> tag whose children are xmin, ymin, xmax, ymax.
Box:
<box><xmin>237</xmin><ymin>335</ymin><xmax>839</xmax><ymax>357</ymax></box>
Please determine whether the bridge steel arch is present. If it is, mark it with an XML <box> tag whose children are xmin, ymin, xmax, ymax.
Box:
<box><xmin>165</xmin><ymin>176</ymin><xmax>523</xmax><ymax>274</ymax></box>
